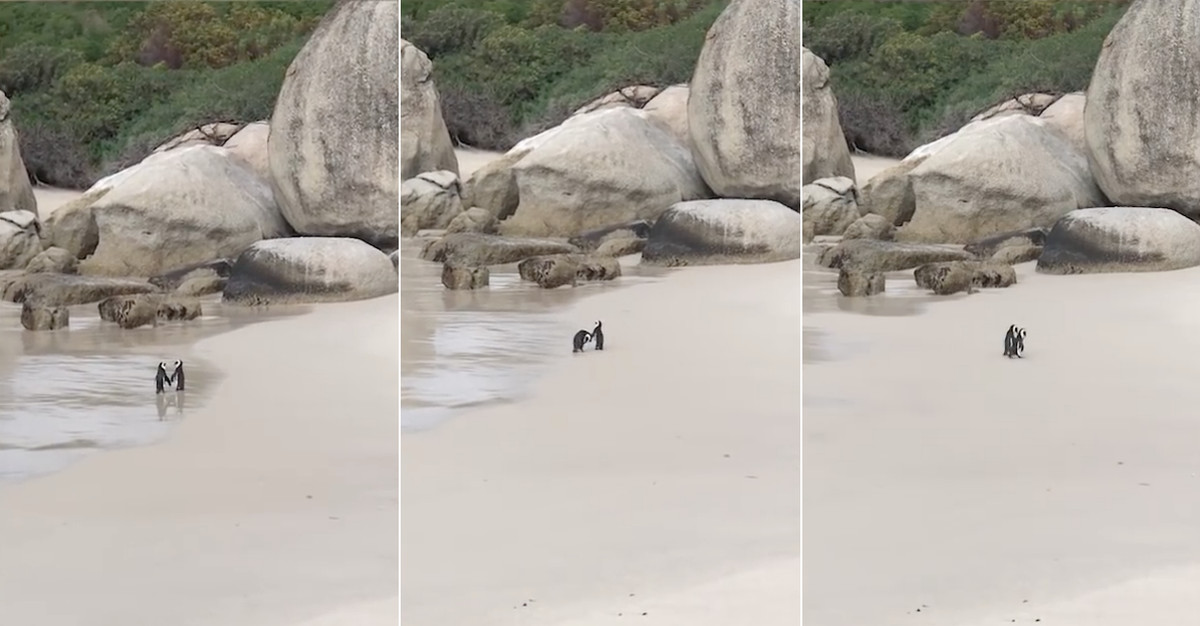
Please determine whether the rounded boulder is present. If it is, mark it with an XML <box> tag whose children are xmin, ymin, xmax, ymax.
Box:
<box><xmin>269</xmin><ymin>1</ymin><xmax>401</xmax><ymax>249</ymax></box>
<box><xmin>1037</xmin><ymin>207</ymin><xmax>1200</xmax><ymax>274</ymax></box>
<box><xmin>641</xmin><ymin>199</ymin><xmax>802</xmax><ymax>266</ymax></box>
<box><xmin>223</xmin><ymin>237</ymin><xmax>399</xmax><ymax>305</ymax></box>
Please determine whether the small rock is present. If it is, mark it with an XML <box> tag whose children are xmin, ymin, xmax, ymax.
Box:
<box><xmin>913</xmin><ymin>260</ymin><xmax>1016</xmax><ymax>294</ymax></box>
<box><xmin>517</xmin><ymin>254</ymin><xmax>621</xmax><ymax>289</ymax></box>
<box><xmin>420</xmin><ymin>232</ymin><xmax>579</xmax><ymax>266</ymax></box>
<box><xmin>441</xmin><ymin>264</ymin><xmax>489</xmax><ymax>290</ymax></box>
<box><xmin>837</xmin><ymin>267</ymin><xmax>885</xmax><ymax>297</ymax></box>
<box><xmin>25</xmin><ymin>247</ymin><xmax>78</xmax><ymax>274</ymax></box>
<box><xmin>802</xmin><ymin>176</ymin><xmax>859</xmax><ymax>237</ymax></box>
<box><xmin>445</xmin><ymin>207</ymin><xmax>497</xmax><ymax>234</ymax></box>
<box><xmin>991</xmin><ymin>244</ymin><xmax>1042</xmax><ymax>265</ymax></box>
<box><xmin>842</xmin><ymin>214</ymin><xmax>896</xmax><ymax>241</ymax></box>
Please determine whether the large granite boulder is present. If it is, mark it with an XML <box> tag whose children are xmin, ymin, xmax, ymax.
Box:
<box><xmin>0</xmin><ymin>91</ymin><xmax>36</xmax><ymax>215</ymax></box>
<box><xmin>270</xmin><ymin>2</ymin><xmax>402</xmax><ymax>248</ymax></box>
<box><xmin>863</xmin><ymin>115</ymin><xmax>1105</xmax><ymax>244</ymax></box>
<box><xmin>641</xmin><ymin>199</ymin><xmax>802</xmax><ymax>266</ymax></box>
<box><xmin>400</xmin><ymin>39</ymin><xmax>458</xmax><ymax>180</ymax></box>
<box><xmin>689</xmin><ymin>0</ymin><xmax>806</xmax><ymax>207</ymax></box>
<box><xmin>0</xmin><ymin>210</ymin><xmax>41</xmax><ymax>270</ymax></box>
<box><xmin>401</xmin><ymin>170</ymin><xmax>463</xmax><ymax>237</ymax></box>
<box><xmin>468</xmin><ymin>107</ymin><xmax>708</xmax><ymax>238</ymax></box>
<box><xmin>419</xmin><ymin>232</ymin><xmax>579</xmax><ymax>266</ymax></box>
<box><xmin>1085</xmin><ymin>1</ymin><xmax>1200</xmax><ymax>219</ymax></box>
<box><xmin>223</xmin><ymin>237</ymin><xmax>398</xmax><ymax>304</ymax></box>
<box><xmin>63</xmin><ymin>145</ymin><xmax>289</xmax><ymax>277</ymax></box>
<box><xmin>801</xmin><ymin>46</ymin><xmax>854</xmax><ymax>187</ymax></box>
<box><xmin>1036</xmin><ymin>207</ymin><xmax>1200</xmax><ymax>274</ymax></box>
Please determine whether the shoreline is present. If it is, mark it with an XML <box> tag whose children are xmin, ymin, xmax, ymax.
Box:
<box><xmin>803</xmin><ymin>258</ymin><xmax>1200</xmax><ymax>625</ymax></box>
<box><xmin>401</xmin><ymin>259</ymin><xmax>802</xmax><ymax>625</ymax></box>
<box><xmin>0</xmin><ymin>294</ymin><xmax>399</xmax><ymax>625</ymax></box>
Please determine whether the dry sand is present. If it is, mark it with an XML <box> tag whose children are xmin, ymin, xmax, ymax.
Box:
<box><xmin>455</xmin><ymin>146</ymin><xmax>504</xmax><ymax>180</ymax></box>
<box><xmin>851</xmin><ymin>153</ymin><xmax>900</xmax><ymax>185</ymax></box>
<box><xmin>804</xmin><ymin>257</ymin><xmax>1200</xmax><ymax>625</ymax></box>
<box><xmin>0</xmin><ymin>289</ymin><xmax>399</xmax><ymax>625</ymax></box>
<box><xmin>401</xmin><ymin>260</ymin><xmax>802</xmax><ymax>625</ymax></box>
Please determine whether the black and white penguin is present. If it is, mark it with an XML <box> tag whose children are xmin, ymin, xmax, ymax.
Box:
<box><xmin>155</xmin><ymin>361</ymin><xmax>171</xmax><ymax>393</ymax></box>
<box><xmin>592</xmin><ymin>320</ymin><xmax>604</xmax><ymax>351</ymax></box>
<box><xmin>1003</xmin><ymin>324</ymin><xmax>1017</xmax><ymax>358</ymax></box>
<box><xmin>1013</xmin><ymin>328</ymin><xmax>1026</xmax><ymax>358</ymax></box>
<box><xmin>171</xmin><ymin>360</ymin><xmax>186</xmax><ymax>391</ymax></box>
<box><xmin>572</xmin><ymin>330</ymin><xmax>592</xmax><ymax>353</ymax></box>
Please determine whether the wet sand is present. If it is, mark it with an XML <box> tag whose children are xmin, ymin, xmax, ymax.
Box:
<box><xmin>399</xmin><ymin>243</ymin><xmax>666</xmax><ymax>430</ymax></box>
<box><xmin>804</xmin><ymin>247</ymin><xmax>1200</xmax><ymax>626</ymax></box>
<box><xmin>0</xmin><ymin>298</ymin><xmax>307</xmax><ymax>481</ymax></box>
<box><xmin>401</xmin><ymin>259</ymin><xmax>802</xmax><ymax>625</ymax></box>
<box><xmin>0</xmin><ymin>293</ymin><xmax>399</xmax><ymax>625</ymax></box>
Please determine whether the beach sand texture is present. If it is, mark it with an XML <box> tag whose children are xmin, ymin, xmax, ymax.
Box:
<box><xmin>0</xmin><ymin>291</ymin><xmax>399</xmax><ymax>625</ymax></box>
<box><xmin>804</xmin><ymin>163</ymin><xmax>1200</xmax><ymax>626</ymax></box>
<box><xmin>401</xmin><ymin>259</ymin><xmax>802</xmax><ymax>625</ymax></box>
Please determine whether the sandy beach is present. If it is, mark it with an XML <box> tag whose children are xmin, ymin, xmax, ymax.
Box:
<box><xmin>401</xmin><ymin>258</ymin><xmax>802</xmax><ymax>625</ymax></box>
<box><xmin>0</xmin><ymin>185</ymin><xmax>399</xmax><ymax>625</ymax></box>
<box><xmin>803</xmin><ymin>157</ymin><xmax>1200</xmax><ymax>625</ymax></box>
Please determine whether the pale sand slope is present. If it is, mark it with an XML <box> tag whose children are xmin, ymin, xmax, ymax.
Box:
<box><xmin>401</xmin><ymin>260</ymin><xmax>802</xmax><ymax>625</ymax></box>
<box><xmin>0</xmin><ymin>295</ymin><xmax>399</xmax><ymax>626</ymax></box>
<box><xmin>852</xmin><ymin>153</ymin><xmax>899</xmax><ymax>185</ymax></box>
<box><xmin>454</xmin><ymin>146</ymin><xmax>503</xmax><ymax>179</ymax></box>
<box><xmin>804</xmin><ymin>262</ymin><xmax>1200</xmax><ymax>626</ymax></box>
<box><xmin>32</xmin><ymin>185</ymin><xmax>84</xmax><ymax>218</ymax></box>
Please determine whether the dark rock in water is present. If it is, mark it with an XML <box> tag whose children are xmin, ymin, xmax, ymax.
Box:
<box><xmin>517</xmin><ymin>254</ymin><xmax>621</xmax><ymax>289</ymax></box>
<box><xmin>24</xmin><ymin>246</ymin><xmax>78</xmax><ymax>274</ymax></box>
<box><xmin>963</xmin><ymin>227</ymin><xmax>1048</xmax><ymax>258</ymax></box>
<box><xmin>1037</xmin><ymin>207</ymin><xmax>1200</xmax><ymax>274</ymax></box>
<box><xmin>641</xmin><ymin>199</ymin><xmax>802</xmax><ymax>266</ymax></box>
<box><xmin>914</xmin><ymin>261</ymin><xmax>1016</xmax><ymax>295</ymax></box>
<box><xmin>98</xmin><ymin>294</ymin><xmax>203</xmax><ymax>329</ymax></box>
<box><xmin>223</xmin><ymin>237</ymin><xmax>398</xmax><ymax>305</ymax></box>
<box><xmin>818</xmin><ymin>239</ymin><xmax>974</xmax><ymax>273</ymax></box>
<box><xmin>0</xmin><ymin>272</ymin><xmax>156</xmax><ymax>306</ymax></box>
<box><xmin>149</xmin><ymin>258</ymin><xmax>233</xmax><ymax>292</ymax></box>
<box><xmin>837</xmin><ymin>267</ymin><xmax>885</xmax><ymax>297</ymax></box>
<box><xmin>421</xmin><ymin>232</ymin><xmax>579</xmax><ymax>266</ymax></box>
<box><xmin>20</xmin><ymin>300</ymin><xmax>69</xmax><ymax>331</ymax></box>
<box><xmin>568</xmin><ymin>220</ymin><xmax>652</xmax><ymax>253</ymax></box>
<box><xmin>441</xmin><ymin>263</ymin><xmax>489</xmax><ymax>290</ymax></box>
<box><xmin>594</xmin><ymin>237</ymin><xmax>646</xmax><ymax>257</ymax></box>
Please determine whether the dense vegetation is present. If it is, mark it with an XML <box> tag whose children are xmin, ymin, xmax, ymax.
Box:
<box><xmin>803</xmin><ymin>0</ymin><xmax>1132</xmax><ymax>158</ymax></box>
<box><xmin>401</xmin><ymin>0</ymin><xmax>727</xmax><ymax>151</ymax></box>
<box><xmin>0</xmin><ymin>1</ymin><xmax>333</xmax><ymax>189</ymax></box>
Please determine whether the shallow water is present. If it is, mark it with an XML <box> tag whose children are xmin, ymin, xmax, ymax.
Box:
<box><xmin>0</xmin><ymin>299</ymin><xmax>306</xmax><ymax>482</ymax></box>
<box><xmin>399</xmin><ymin>242</ymin><xmax>665</xmax><ymax>431</ymax></box>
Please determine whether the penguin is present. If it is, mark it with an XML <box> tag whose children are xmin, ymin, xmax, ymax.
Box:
<box><xmin>572</xmin><ymin>330</ymin><xmax>592</xmax><ymax>353</ymax></box>
<box><xmin>592</xmin><ymin>320</ymin><xmax>604</xmax><ymax>351</ymax></box>
<box><xmin>1003</xmin><ymin>324</ymin><xmax>1016</xmax><ymax>358</ymax></box>
<box><xmin>171</xmin><ymin>360</ymin><xmax>186</xmax><ymax>391</ymax></box>
<box><xmin>1013</xmin><ymin>328</ymin><xmax>1026</xmax><ymax>358</ymax></box>
<box><xmin>155</xmin><ymin>361</ymin><xmax>171</xmax><ymax>393</ymax></box>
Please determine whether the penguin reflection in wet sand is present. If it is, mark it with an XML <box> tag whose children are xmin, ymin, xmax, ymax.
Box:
<box><xmin>592</xmin><ymin>320</ymin><xmax>604</xmax><ymax>351</ymax></box>
<box><xmin>572</xmin><ymin>330</ymin><xmax>592</xmax><ymax>353</ymax></box>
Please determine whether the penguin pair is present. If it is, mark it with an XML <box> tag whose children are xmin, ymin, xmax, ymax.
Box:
<box><xmin>155</xmin><ymin>360</ymin><xmax>186</xmax><ymax>393</ymax></box>
<box><xmin>571</xmin><ymin>321</ymin><xmax>605</xmax><ymax>353</ymax></box>
<box><xmin>1003</xmin><ymin>325</ymin><xmax>1026</xmax><ymax>358</ymax></box>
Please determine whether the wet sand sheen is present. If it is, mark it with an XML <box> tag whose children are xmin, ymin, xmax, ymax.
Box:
<box><xmin>399</xmin><ymin>241</ymin><xmax>666</xmax><ymax>430</ymax></box>
<box><xmin>0</xmin><ymin>299</ymin><xmax>308</xmax><ymax>481</ymax></box>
